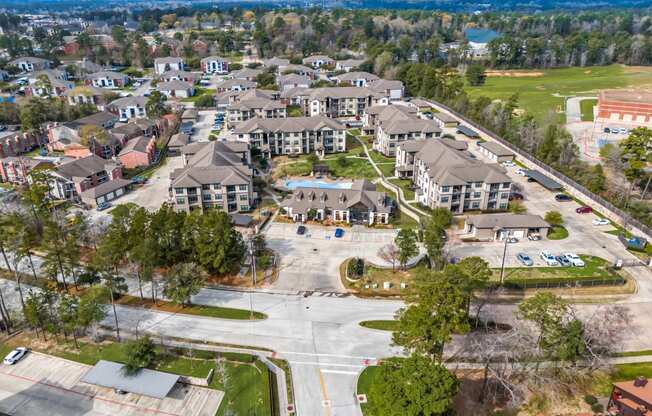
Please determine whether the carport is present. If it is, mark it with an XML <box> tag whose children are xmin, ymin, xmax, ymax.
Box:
<box><xmin>456</xmin><ymin>125</ymin><xmax>479</xmax><ymax>138</ymax></box>
<box><xmin>524</xmin><ymin>170</ymin><xmax>563</xmax><ymax>191</ymax></box>
<box><xmin>80</xmin><ymin>360</ymin><xmax>180</xmax><ymax>399</ymax></box>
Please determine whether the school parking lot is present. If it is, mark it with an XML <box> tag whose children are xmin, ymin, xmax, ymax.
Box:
<box><xmin>0</xmin><ymin>352</ymin><xmax>222</xmax><ymax>416</ymax></box>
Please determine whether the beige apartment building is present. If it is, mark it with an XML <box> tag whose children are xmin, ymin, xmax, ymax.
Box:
<box><xmin>369</xmin><ymin>105</ymin><xmax>442</xmax><ymax>156</ymax></box>
<box><xmin>396</xmin><ymin>139</ymin><xmax>512</xmax><ymax>214</ymax></box>
<box><xmin>170</xmin><ymin>141</ymin><xmax>254</xmax><ymax>213</ymax></box>
<box><xmin>226</xmin><ymin>97</ymin><xmax>287</xmax><ymax>127</ymax></box>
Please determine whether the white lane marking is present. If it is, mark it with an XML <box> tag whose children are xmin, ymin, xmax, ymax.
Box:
<box><xmin>288</xmin><ymin>361</ymin><xmax>365</xmax><ymax>368</ymax></box>
<box><xmin>279</xmin><ymin>351</ymin><xmax>376</xmax><ymax>360</ymax></box>
<box><xmin>320</xmin><ymin>369</ymin><xmax>360</xmax><ymax>375</ymax></box>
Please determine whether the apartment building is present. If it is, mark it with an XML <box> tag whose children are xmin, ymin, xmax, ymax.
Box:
<box><xmin>226</xmin><ymin>97</ymin><xmax>286</xmax><ymax>127</ymax></box>
<box><xmin>159</xmin><ymin>70</ymin><xmax>200</xmax><ymax>84</ymax></box>
<box><xmin>65</xmin><ymin>86</ymin><xmax>110</xmax><ymax>110</ymax></box>
<box><xmin>154</xmin><ymin>57</ymin><xmax>184</xmax><ymax>75</ymax></box>
<box><xmin>170</xmin><ymin>141</ymin><xmax>254</xmax><ymax>213</ymax></box>
<box><xmin>157</xmin><ymin>80</ymin><xmax>195</xmax><ymax>99</ymax></box>
<box><xmin>280</xmin><ymin>179</ymin><xmax>392</xmax><ymax>225</ymax></box>
<box><xmin>279</xmin><ymin>64</ymin><xmax>317</xmax><ymax>79</ymax></box>
<box><xmin>396</xmin><ymin>139</ymin><xmax>512</xmax><ymax>214</ymax></box>
<box><xmin>9</xmin><ymin>57</ymin><xmax>51</xmax><ymax>72</ymax></box>
<box><xmin>368</xmin><ymin>79</ymin><xmax>405</xmax><ymax>101</ymax></box>
<box><xmin>215</xmin><ymin>88</ymin><xmax>279</xmax><ymax>111</ymax></box>
<box><xmin>214</xmin><ymin>78</ymin><xmax>256</xmax><ymax>93</ymax></box>
<box><xmin>47</xmin><ymin>154</ymin><xmax>124</xmax><ymax>202</ymax></box>
<box><xmin>200</xmin><ymin>56</ymin><xmax>229</xmax><ymax>74</ymax></box>
<box><xmin>302</xmin><ymin>55</ymin><xmax>335</xmax><ymax>69</ymax></box>
<box><xmin>336</xmin><ymin>59</ymin><xmax>365</xmax><ymax>72</ymax></box>
<box><xmin>262</xmin><ymin>57</ymin><xmax>290</xmax><ymax>70</ymax></box>
<box><xmin>370</xmin><ymin>105</ymin><xmax>442</xmax><ymax>156</ymax></box>
<box><xmin>332</xmin><ymin>71</ymin><xmax>379</xmax><ymax>87</ymax></box>
<box><xmin>230</xmin><ymin>68</ymin><xmax>263</xmax><ymax>81</ymax></box>
<box><xmin>233</xmin><ymin>116</ymin><xmax>346</xmax><ymax>158</ymax></box>
<box><xmin>24</xmin><ymin>70</ymin><xmax>74</xmax><ymax>97</ymax></box>
<box><xmin>107</xmin><ymin>96</ymin><xmax>148</xmax><ymax>121</ymax></box>
<box><xmin>307</xmin><ymin>87</ymin><xmax>383</xmax><ymax>118</ymax></box>
<box><xmin>278</xmin><ymin>74</ymin><xmax>311</xmax><ymax>92</ymax></box>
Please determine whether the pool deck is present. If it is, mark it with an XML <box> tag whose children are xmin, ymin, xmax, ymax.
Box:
<box><xmin>275</xmin><ymin>177</ymin><xmax>355</xmax><ymax>192</ymax></box>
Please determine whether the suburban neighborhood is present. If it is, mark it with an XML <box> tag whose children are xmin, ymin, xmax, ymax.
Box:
<box><xmin>0</xmin><ymin>4</ymin><xmax>651</xmax><ymax>416</ymax></box>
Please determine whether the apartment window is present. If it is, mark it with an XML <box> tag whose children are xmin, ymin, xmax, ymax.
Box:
<box><xmin>472</xmin><ymin>202</ymin><xmax>480</xmax><ymax>209</ymax></box>
<box><xmin>501</xmin><ymin>193</ymin><xmax>509</xmax><ymax>199</ymax></box>
<box><xmin>441</xmin><ymin>186</ymin><xmax>450</xmax><ymax>193</ymax></box>
<box><xmin>203</xmin><ymin>194</ymin><xmax>212</xmax><ymax>201</ymax></box>
<box><xmin>238</xmin><ymin>185</ymin><xmax>248</xmax><ymax>191</ymax></box>
<box><xmin>502</xmin><ymin>182</ymin><xmax>511</xmax><ymax>189</ymax></box>
<box><xmin>202</xmin><ymin>184</ymin><xmax>210</xmax><ymax>190</ymax></box>
<box><xmin>239</xmin><ymin>194</ymin><xmax>248</xmax><ymax>201</ymax></box>
<box><xmin>176</xmin><ymin>197</ymin><xmax>185</xmax><ymax>204</ymax></box>
<box><xmin>240</xmin><ymin>205</ymin><xmax>249</xmax><ymax>211</ymax></box>
<box><xmin>174</xmin><ymin>188</ymin><xmax>185</xmax><ymax>194</ymax></box>
<box><xmin>474</xmin><ymin>192</ymin><xmax>481</xmax><ymax>198</ymax></box>
<box><xmin>440</xmin><ymin>196</ymin><xmax>449</xmax><ymax>203</ymax></box>
<box><xmin>474</xmin><ymin>182</ymin><xmax>483</xmax><ymax>188</ymax></box>
<box><xmin>215</xmin><ymin>194</ymin><xmax>222</xmax><ymax>200</ymax></box>
<box><xmin>499</xmin><ymin>203</ymin><xmax>508</xmax><ymax>209</ymax></box>
<box><xmin>213</xmin><ymin>183</ymin><xmax>221</xmax><ymax>190</ymax></box>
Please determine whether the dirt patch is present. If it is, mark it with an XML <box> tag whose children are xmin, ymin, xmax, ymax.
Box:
<box><xmin>485</xmin><ymin>70</ymin><xmax>544</xmax><ymax>78</ymax></box>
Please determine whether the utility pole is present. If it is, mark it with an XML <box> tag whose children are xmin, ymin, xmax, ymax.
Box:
<box><xmin>499</xmin><ymin>229</ymin><xmax>509</xmax><ymax>285</ymax></box>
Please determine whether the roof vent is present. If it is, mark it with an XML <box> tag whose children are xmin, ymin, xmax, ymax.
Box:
<box><xmin>635</xmin><ymin>376</ymin><xmax>648</xmax><ymax>387</ymax></box>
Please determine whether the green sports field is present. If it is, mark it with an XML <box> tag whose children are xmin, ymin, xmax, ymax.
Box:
<box><xmin>465</xmin><ymin>65</ymin><xmax>652</xmax><ymax>123</ymax></box>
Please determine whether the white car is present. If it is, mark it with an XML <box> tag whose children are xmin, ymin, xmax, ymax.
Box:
<box><xmin>502</xmin><ymin>161</ymin><xmax>516</xmax><ymax>168</ymax></box>
<box><xmin>563</xmin><ymin>253</ymin><xmax>585</xmax><ymax>267</ymax></box>
<box><xmin>516</xmin><ymin>168</ymin><xmax>526</xmax><ymax>176</ymax></box>
<box><xmin>592</xmin><ymin>218</ymin><xmax>610</xmax><ymax>226</ymax></box>
<box><xmin>539</xmin><ymin>251</ymin><xmax>559</xmax><ymax>266</ymax></box>
<box><xmin>4</xmin><ymin>347</ymin><xmax>27</xmax><ymax>365</ymax></box>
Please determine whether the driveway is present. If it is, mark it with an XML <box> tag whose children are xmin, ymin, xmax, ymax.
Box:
<box><xmin>0</xmin><ymin>351</ymin><xmax>222</xmax><ymax>416</ymax></box>
<box><xmin>265</xmin><ymin>222</ymin><xmax>400</xmax><ymax>292</ymax></box>
<box><xmin>113</xmin><ymin>155</ymin><xmax>184</xmax><ymax>211</ymax></box>
<box><xmin>192</xmin><ymin>110</ymin><xmax>217</xmax><ymax>143</ymax></box>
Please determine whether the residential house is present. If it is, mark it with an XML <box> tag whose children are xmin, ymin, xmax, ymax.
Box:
<box><xmin>159</xmin><ymin>70</ymin><xmax>200</xmax><ymax>84</ymax></box>
<box><xmin>167</xmin><ymin>133</ymin><xmax>190</xmax><ymax>156</ymax></box>
<box><xmin>85</xmin><ymin>71</ymin><xmax>129</xmax><ymax>89</ymax></box>
<box><xmin>64</xmin><ymin>86</ymin><xmax>111</xmax><ymax>110</ymax></box>
<box><xmin>477</xmin><ymin>141</ymin><xmax>515</xmax><ymax>163</ymax></box>
<box><xmin>24</xmin><ymin>70</ymin><xmax>73</xmax><ymax>97</ymax></box>
<box><xmin>262</xmin><ymin>57</ymin><xmax>290</xmax><ymax>70</ymax></box>
<box><xmin>214</xmin><ymin>78</ymin><xmax>256</xmax><ymax>93</ymax></box>
<box><xmin>107</xmin><ymin>96</ymin><xmax>148</xmax><ymax>121</ymax></box>
<box><xmin>0</xmin><ymin>157</ymin><xmax>54</xmax><ymax>184</ymax></box>
<box><xmin>233</xmin><ymin>115</ymin><xmax>346</xmax><ymax>158</ymax></box>
<box><xmin>118</xmin><ymin>135</ymin><xmax>157</xmax><ymax>169</ymax></box>
<box><xmin>280</xmin><ymin>64</ymin><xmax>317</xmax><ymax>79</ymax></box>
<box><xmin>332</xmin><ymin>71</ymin><xmax>379</xmax><ymax>87</ymax></box>
<box><xmin>306</xmin><ymin>87</ymin><xmax>384</xmax><ymax>118</ymax></box>
<box><xmin>200</xmin><ymin>56</ymin><xmax>229</xmax><ymax>74</ymax></box>
<box><xmin>157</xmin><ymin>80</ymin><xmax>195</xmax><ymax>99</ymax></box>
<box><xmin>280</xmin><ymin>179</ymin><xmax>392</xmax><ymax>225</ymax></box>
<box><xmin>368</xmin><ymin>79</ymin><xmax>405</xmax><ymax>101</ymax></box>
<box><xmin>154</xmin><ymin>57</ymin><xmax>184</xmax><ymax>75</ymax></box>
<box><xmin>169</xmin><ymin>141</ymin><xmax>254</xmax><ymax>213</ymax></box>
<box><xmin>395</xmin><ymin>139</ymin><xmax>512</xmax><ymax>213</ymax></box>
<box><xmin>226</xmin><ymin>97</ymin><xmax>286</xmax><ymax>127</ymax></box>
<box><xmin>230</xmin><ymin>68</ymin><xmax>263</xmax><ymax>81</ymax></box>
<box><xmin>463</xmin><ymin>214</ymin><xmax>550</xmax><ymax>241</ymax></box>
<box><xmin>47</xmin><ymin>111</ymin><xmax>123</xmax><ymax>158</ymax></box>
<box><xmin>336</xmin><ymin>59</ymin><xmax>365</xmax><ymax>72</ymax></box>
<box><xmin>302</xmin><ymin>55</ymin><xmax>335</xmax><ymax>69</ymax></box>
<box><xmin>9</xmin><ymin>56</ymin><xmax>51</xmax><ymax>72</ymax></box>
<box><xmin>278</xmin><ymin>74</ymin><xmax>311</xmax><ymax>93</ymax></box>
<box><xmin>47</xmin><ymin>154</ymin><xmax>124</xmax><ymax>202</ymax></box>
<box><xmin>608</xmin><ymin>377</ymin><xmax>652</xmax><ymax>416</ymax></box>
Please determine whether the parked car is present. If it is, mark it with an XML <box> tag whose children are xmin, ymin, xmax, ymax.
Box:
<box><xmin>619</xmin><ymin>127</ymin><xmax>628</xmax><ymax>135</ymax></box>
<box><xmin>539</xmin><ymin>251</ymin><xmax>559</xmax><ymax>266</ymax></box>
<box><xmin>502</xmin><ymin>161</ymin><xmax>516</xmax><ymax>168</ymax></box>
<box><xmin>576</xmin><ymin>206</ymin><xmax>593</xmax><ymax>214</ymax></box>
<box><xmin>555</xmin><ymin>255</ymin><xmax>572</xmax><ymax>267</ymax></box>
<box><xmin>509</xmin><ymin>192</ymin><xmax>524</xmax><ymax>201</ymax></box>
<box><xmin>603</xmin><ymin>127</ymin><xmax>611</xmax><ymax>133</ymax></box>
<box><xmin>96</xmin><ymin>202</ymin><xmax>111</xmax><ymax>211</ymax></box>
<box><xmin>563</xmin><ymin>252</ymin><xmax>585</xmax><ymax>267</ymax></box>
<box><xmin>516</xmin><ymin>253</ymin><xmax>533</xmax><ymax>266</ymax></box>
<box><xmin>592</xmin><ymin>218</ymin><xmax>610</xmax><ymax>226</ymax></box>
<box><xmin>527</xmin><ymin>177</ymin><xmax>537</xmax><ymax>183</ymax></box>
<box><xmin>3</xmin><ymin>347</ymin><xmax>27</xmax><ymax>365</ymax></box>
<box><xmin>516</xmin><ymin>168</ymin><xmax>527</xmax><ymax>176</ymax></box>
<box><xmin>555</xmin><ymin>194</ymin><xmax>572</xmax><ymax>202</ymax></box>
<box><xmin>527</xmin><ymin>234</ymin><xmax>541</xmax><ymax>241</ymax></box>
<box><xmin>334</xmin><ymin>228</ymin><xmax>344</xmax><ymax>238</ymax></box>
<box><xmin>297</xmin><ymin>225</ymin><xmax>306</xmax><ymax>235</ymax></box>
<box><xmin>507</xmin><ymin>236</ymin><xmax>519</xmax><ymax>243</ymax></box>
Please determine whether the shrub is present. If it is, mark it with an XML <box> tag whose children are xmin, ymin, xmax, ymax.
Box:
<box><xmin>347</xmin><ymin>258</ymin><xmax>364</xmax><ymax>279</ymax></box>
<box><xmin>584</xmin><ymin>395</ymin><xmax>598</xmax><ymax>405</ymax></box>
<box><xmin>591</xmin><ymin>403</ymin><xmax>604</xmax><ymax>413</ymax></box>
<box><xmin>195</xmin><ymin>94</ymin><xmax>214</xmax><ymax>107</ymax></box>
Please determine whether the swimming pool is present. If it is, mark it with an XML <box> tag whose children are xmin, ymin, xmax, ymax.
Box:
<box><xmin>284</xmin><ymin>179</ymin><xmax>353</xmax><ymax>190</ymax></box>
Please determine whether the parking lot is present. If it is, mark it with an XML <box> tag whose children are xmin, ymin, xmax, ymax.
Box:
<box><xmin>265</xmin><ymin>222</ymin><xmax>402</xmax><ymax>292</ymax></box>
<box><xmin>0</xmin><ymin>352</ymin><xmax>222</xmax><ymax>416</ymax></box>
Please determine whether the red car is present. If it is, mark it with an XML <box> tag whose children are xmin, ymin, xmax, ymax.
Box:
<box><xmin>576</xmin><ymin>206</ymin><xmax>593</xmax><ymax>214</ymax></box>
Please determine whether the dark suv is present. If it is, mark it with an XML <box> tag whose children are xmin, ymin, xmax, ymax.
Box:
<box><xmin>555</xmin><ymin>194</ymin><xmax>572</xmax><ymax>202</ymax></box>
<box><xmin>297</xmin><ymin>225</ymin><xmax>306</xmax><ymax>235</ymax></box>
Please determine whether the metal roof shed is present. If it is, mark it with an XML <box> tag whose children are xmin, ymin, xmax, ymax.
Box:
<box><xmin>524</xmin><ymin>170</ymin><xmax>563</xmax><ymax>191</ymax></box>
<box><xmin>456</xmin><ymin>125</ymin><xmax>479</xmax><ymax>138</ymax></box>
<box><xmin>80</xmin><ymin>360</ymin><xmax>180</xmax><ymax>399</ymax></box>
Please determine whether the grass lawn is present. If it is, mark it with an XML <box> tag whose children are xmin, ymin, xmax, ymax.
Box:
<box><xmin>359</xmin><ymin>320</ymin><xmax>399</xmax><ymax>331</ymax></box>
<box><xmin>548</xmin><ymin>225</ymin><xmax>569</xmax><ymax>240</ymax></box>
<box><xmin>388</xmin><ymin>178</ymin><xmax>415</xmax><ymax>200</ymax></box>
<box><xmin>115</xmin><ymin>294</ymin><xmax>267</xmax><ymax>320</ymax></box>
<box><xmin>580</xmin><ymin>98</ymin><xmax>598</xmax><ymax>121</ymax></box>
<box><xmin>181</xmin><ymin>87</ymin><xmax>216</xmax><ymax>103</ymax></box>
<box><xmin>376</xmin><ymin>162</ymin><xmax>395</xmax><ymax>177</ymax></box>
<box><xmin>287</xmin><ymin>105</ymin><xmax>303</xmax><ymax>117</ymax></box>
<box><xmin>357</xmin><ymin>365</ymin><xmax>381</xmax><ymax>415</ymax></box>
<box><xmin>324</xmin><ymin>157</ymin><xmax>378</xmax><ymax>179</ymax></box>
<box><xmin>465</xmin><ymin>65</ymin><xmax>652</xmax><ymax>122</ymax></box>
<box><xmin>389</xmin><ymin>206</ymin><xmax>419</xmax><ymax>229</ymax></box>
<box><xmin>492</xmin><ymin>255</ymin><xmax>621</xmax><ymax>287</ymax></box>
<box><xmin>342</xmin><ymin>258</ymin><xmax>427</xmax><ymax>296</ymax></box>
<box><xmin>368</xmin><ymin>150</ymin><xmax>394</xmax><ymax>165</ymax></box>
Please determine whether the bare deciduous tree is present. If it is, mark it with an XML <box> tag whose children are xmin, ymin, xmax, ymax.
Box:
<box><xmin>378</xmin><ymin>243</ymin><xmax>399</xmax><ymax>272</ymax></box>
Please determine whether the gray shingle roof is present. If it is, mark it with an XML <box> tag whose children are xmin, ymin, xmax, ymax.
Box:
<box><xmin>170</xmin><ymin>141</ymin><xmax>251</xmax><ymax>188</ymax></box>
<box><xmin>81</xmin><ymin>178</ymin><xmax>132</xmax><ymax>198</ymax></box>
<box><xmin>465</xmin><ymin>214</ymin><xmax>550</xmax><ymax>230</ymax></box>
<box><xmin>478</xmin><ymin>141</ymin><xmax>515</xmax><ymax>157</ymax></box>
<box><xmin>234</xmin><ymin>115</ymin><xmax>344</xmax><ymax>134</ymax></box>
<box><xmin>56</xmin><ymin>155</ymin><xmax>113</xmax><ymax>179</ymax></box>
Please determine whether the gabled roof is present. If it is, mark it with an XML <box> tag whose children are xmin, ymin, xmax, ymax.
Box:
<box><xmin>85</xmin><ymin>71</ymin><xmax>127</xmax><ymax>80</ymax></box>
<box><xmin>228</xmin><ymin>97</ymin><xmax>285</xmax><ymax>112</ymax></box>
<box><xmin>168</xmin><ymin>133</ymin><xmax>190</xmax><ymax>147</ymax></box>
<box><xmin>231</xmin><ymin>68</ymin><xmax>263</xmax><ymax>80</ymax></box>
<box><xmin>109</xmin><ymin>96</ymin><xmax>147</xmax><ymax>108</ymax></box>
<box><xmin>215</xmin><ymin>79</ymin><xmax>257</xmax><ymax>90</ymax></box>
<box><xmin>80</xmin><ymin>178</ymin><xmax>131</xmax><ymax>199</ymax></box>
<box><xmin>119</xmin><ymin>136</ymin><xmax>153</xmax><ymax>155</ymax></box>
<box><xmin>334</xmin><ymin>71</ymin><xmax>379</xmax><ymax>82</ymax></box>
<box><xmin>368</xmin><ymin>79</ymin><xmax>404</xmax><ymax>93</ymax></box>
<box><xmin>158</xmin><ymin>80</ymin><xmax>193</xmax><ymax>91</ymax></box>
<box><xmin>308</xmin><ymin>86</ymin><xmax>379</xmax><ymax>100</ymax></box>
<box><xmin>55</xmin><ymin>155</ymin><xmax>114</xmax><ymax>180</ymax></box>
<box><xmin>154</xmin><ymin>57</ymin><xmax>183</xmax><ymax>64</ymax></box>
<box><xmin>200</xmin><ymin>56</ymin><xmax>229</xmax><ymax>64</ymax></box>
<box><xmin>234</xmin><ymin>116</ymin><xmax>345</xmax><ymax>134</ymax></box>
<box><xmin>170</xmin><ymin>141</ymin><xmax>252</xmax><ymax>188</ymax></box>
